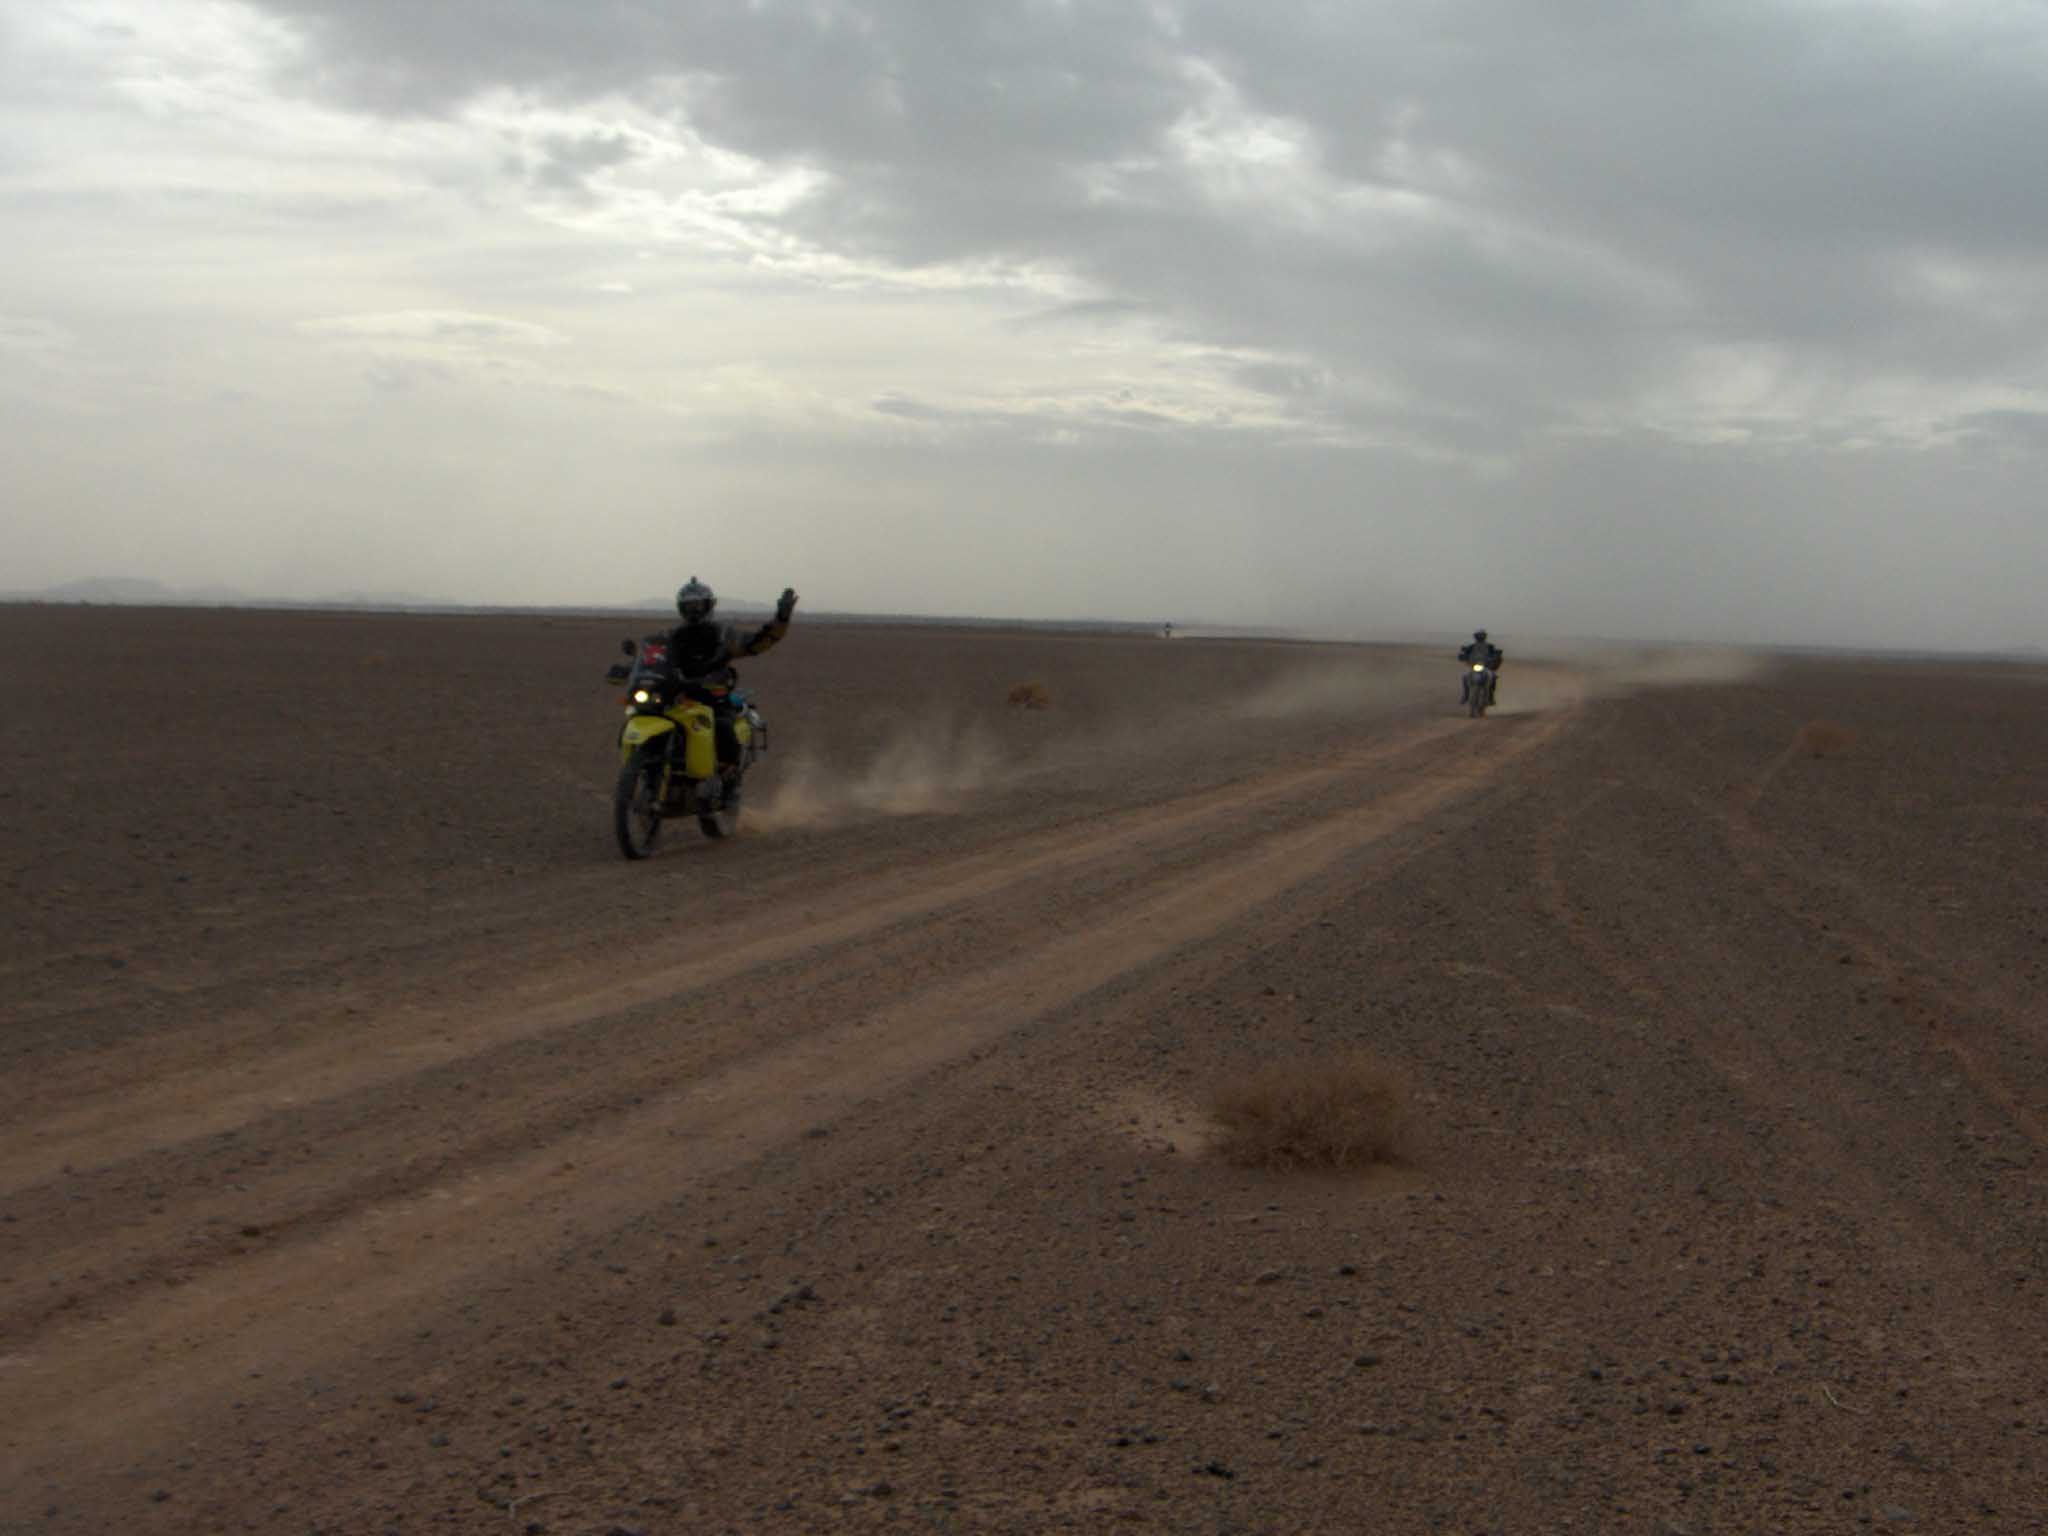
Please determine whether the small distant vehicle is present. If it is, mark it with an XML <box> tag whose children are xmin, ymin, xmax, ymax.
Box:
<box><xmin>1463</xmin><ymin>661</ymin><xmax>1495</xmax><ymax>718</ymax></box>
<box><xmin>603</xmin><ymin>636</ymin><xmax>767</xmax><ymax>858</ymax></box>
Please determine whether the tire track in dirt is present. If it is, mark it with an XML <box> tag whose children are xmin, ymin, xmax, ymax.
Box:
<box><xmin>1547</xmin><ymin>692</ymin><xmax>2041</xmax><ymax>1176</ymax></box>
<box><xmin>1523</xmin><ymin>688</ymin><xmax>2041</xmax><ymax>1406</ymax></box>
<box><xmin>1699</xmin><ymin>703</ymin><xmax>2046</xmax><ymax>1153</ymax></box>
<box><xmin>0</xmin><ymin>728</ymin><xmax>1463</xmax><ymax>1350</ymax></box>
<box><xmin>0</xmin><ymin>705</ymin><xmax>1574</xmax><ymax>1481</ymax></box>
<box><xmin>0</xmin><ymin>722</ymin><xmax>1469</xmax><ymax>1197</ymax></box>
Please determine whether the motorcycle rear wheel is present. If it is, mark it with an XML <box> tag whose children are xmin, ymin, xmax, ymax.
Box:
<box><xmin>614</xmin><ymin>753</ymin><xmax>665</xmax><ymax>859</ymax></box>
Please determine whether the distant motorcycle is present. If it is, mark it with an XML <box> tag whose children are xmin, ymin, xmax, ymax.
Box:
<box><xmin>1463</xmin><ymin>661</ymin><xmax>1495</xmax><ymax>718</ymax></box>
<box><xmin>604</xmin><ymin>637</ymin><xmax>767</xmax><ymax>858</ymax></box>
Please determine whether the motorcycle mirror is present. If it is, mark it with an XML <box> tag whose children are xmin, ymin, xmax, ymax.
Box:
<box><xmin>621</xmin><ymin>638</ymin><xmax>636</xmax><ymax>656</ymax></box>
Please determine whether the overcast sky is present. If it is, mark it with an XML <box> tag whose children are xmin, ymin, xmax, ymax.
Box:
<box><xmin>4</xmin><ymin>0</ymin><xmax>2046</xmax><ymax>644</ymax></box>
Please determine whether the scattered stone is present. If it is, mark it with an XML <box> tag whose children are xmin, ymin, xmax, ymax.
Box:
<box><xmin>767</xmin><ymin>1283</ymin><xmax>819</xmax><ymax>1314</ymax></box>
<box><xmin>1199</xmin><ymin>1459</ymin><xmax>1236</xmax><ymax>1479</ymax></box>
<box><xmin>658</xmin><ymin>1309</ymin><xmax>678</xmax><ymax>1327</ymax></box>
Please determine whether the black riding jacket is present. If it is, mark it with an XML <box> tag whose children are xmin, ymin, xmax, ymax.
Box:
<box><xmin>663</xmin><ymin>613</ymin><xmax>790</xmax><ymax>697</ymax></box>
<box><xmin>1458</xmin><ymin>640</ymin><xmax>1503</xmax><ymax>669</ymax></box>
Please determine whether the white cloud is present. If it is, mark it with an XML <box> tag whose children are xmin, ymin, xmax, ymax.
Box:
<box><xmin>0</xmin><ymin>315</ymin><xmax>74</xmax><ymax>352</ymax></box>
<box><xmin>298</xmin><ymin>309</ymin><xmax>569</xmax><ymax>348</ymax></box>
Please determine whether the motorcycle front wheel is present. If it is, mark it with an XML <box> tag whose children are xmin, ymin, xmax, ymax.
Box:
<box><xmin>614</xmin><ymin>751</ymin><xmax>665</xmax><ymax>860</ymax></box>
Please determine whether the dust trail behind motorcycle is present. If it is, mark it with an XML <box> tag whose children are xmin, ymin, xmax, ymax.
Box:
<box><xmin>1489</xmin><ymin>643</ymin><xmax>1769</xmax><ymax>714</ymax></box>
<box><xmin>752</xmin><ymin>641</ymin><xmax>1456</xmax><ymax>831</ymax></box>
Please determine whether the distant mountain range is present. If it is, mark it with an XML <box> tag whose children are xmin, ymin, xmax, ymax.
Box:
<box><xmin>25</xmin><ymin>580</ymin><xmax>2034</xmax><ymax>654</ymax></box>
<box><xmin>1</xmin><ymin>580</ymin><xmax>1170</xmax><ymax>635</ymax></box>
<box><xmin>628</xmin><ymin>595</ymin><xmax>774</xmax><ymax>616</ymax></box>
<box><xmin>30</xmin><ymin>577</ymin><xmax>248</xmax><ymax>605</ymax></box>
<box><xmin>5</xmin><ymin>577</ymin><xmax>732</xmax><ymax>615</ymax></box>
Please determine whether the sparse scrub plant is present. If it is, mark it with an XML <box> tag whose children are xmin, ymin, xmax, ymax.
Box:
<box><xmin>1007</xmin><ymin>681</ymin><xmax>1052</xmax><ymax>710</ymax></box>
<box><xmin>1207</xmin><ymin>1050</ymin><xmax>1413</xmax><ymax>1171</ymax></box>
<box><xmin>1794</xmin><ymin>719</ymin><xmax>1856</xmax><ymax>758</ymax></box>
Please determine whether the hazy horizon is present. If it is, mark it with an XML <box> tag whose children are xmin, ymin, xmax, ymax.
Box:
<box><xmin>14</xmin><ymin>578</ymin><xmax>2045</xmax><ymax>663</ymax></box>
<box><xmin>6</xmin><ymin>1</ymin><xmax>2047</xmax><ymax>650</ymax></box>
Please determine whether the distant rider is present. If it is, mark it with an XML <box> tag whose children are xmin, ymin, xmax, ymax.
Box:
<box><xmin>665</xmin><ymin>577</ymin><xmax>798</xmax><ymax>780</ymax></box>
<box><xmin>1458</xmin><ymin>628</ymin><xmax>1503</xmax><ymax>707</ymax></box>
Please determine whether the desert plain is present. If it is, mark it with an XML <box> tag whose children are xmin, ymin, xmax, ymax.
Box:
<box><xmin>1</xmin><ymin>603</ymin><xmax>2044</xmax><ymax>1534</ymax></box>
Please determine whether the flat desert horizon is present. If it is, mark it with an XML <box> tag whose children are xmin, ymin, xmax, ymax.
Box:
<box><xmin>2</xmin><ymin>603</ymin><xmax>2043</xmax><ymax>1533</ymax></box>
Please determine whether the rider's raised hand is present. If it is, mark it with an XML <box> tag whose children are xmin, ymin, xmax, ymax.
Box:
<box><xmin>776</xmin><ymin>588</ymin><xmax>798</xmax><ymax>622</ymax></box>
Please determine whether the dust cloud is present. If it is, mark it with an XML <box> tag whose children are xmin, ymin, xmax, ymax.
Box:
<box><xmin>753</xmin><ymin>722</ymin><xmax>1011</xmax><ymax>829</ymax></box>
<box><xmin>749</xmin><ymin>643</ymin><xmax>1770</xmax><ymax>829</ymax></box>
<box><xmin>1491</xmin><ymin>645</ymin><xmax>1767</xmax><ymax>715</ymax></box>
<box><xmin>1240</xmin><ymin>658</ymin><xmax>1442</xmax><ymax>720</ymax></box>
<box><xmin>1592</xmin><ymin>646</ymin><xmax>1770</xmax><ymax>691</ymax></box>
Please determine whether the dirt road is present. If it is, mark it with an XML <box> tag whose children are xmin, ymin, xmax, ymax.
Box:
<box><xmin>2</xmin><ymin>608</ymin><xmax>2043</xmax><ymax>1533</ymax></box>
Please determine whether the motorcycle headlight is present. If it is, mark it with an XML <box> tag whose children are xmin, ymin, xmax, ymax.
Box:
<box><xmin>632</xmin><ymin>688</ymin><xmax>653</xmax><ymax>703</ymax></box>
<box><xmin>1472</xmin><ymin>663</ymin><xmax>1486</xmax><ymax>671</ymax></box>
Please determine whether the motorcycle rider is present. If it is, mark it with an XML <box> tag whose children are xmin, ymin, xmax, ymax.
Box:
<box><xmin>665</xmin><ymin>577</ymin><xmax>798</xmax><ymax>780</ymax></box>
<box><xmin>1458</xmin><ymin>628</ymin><xmax>1503</xmax><ymax>707</ymax></box>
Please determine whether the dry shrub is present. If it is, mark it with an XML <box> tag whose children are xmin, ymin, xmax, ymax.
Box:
<box><xmin>1794</xmin><ymin>719</ymin><xmax>1856</xmax><ymax>758</ymax></box>
<box><xmin>1207</xmin><ymin>1051</ymin><xmax>1412</xmax><ymax>1171</ymax></box>
<box><xmin>1007</xmin><ymin>681</ymin><xmax>1052</xmax><ymax>710</ymax></box>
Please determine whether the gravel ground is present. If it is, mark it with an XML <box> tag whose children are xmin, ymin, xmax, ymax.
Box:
<box><xmin>2</xmin><ymin>605</ymin><xmax>2043</xmax><ymax>1534</ymax></box>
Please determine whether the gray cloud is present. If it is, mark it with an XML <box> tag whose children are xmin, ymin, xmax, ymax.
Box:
<box><xmin>516</xmin><ymin>126</ymin><xmax>638</xmax><ymax>197</ymax></box>
<box><xmin>243</xmin><ymin>0</ymin><xmax>2048</xmax><ymax>453</ymax></box>
<box><xmin>5</xmin><ymin>0</ymin><xmax>2045</xmax><ymax>645</ymax></box>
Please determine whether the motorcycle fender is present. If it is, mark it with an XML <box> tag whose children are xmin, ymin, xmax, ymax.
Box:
<box><xmin>674</xmin><ymin>701</ymin><xmax>718</xmax><ymax>780</ymax></box>
<box><xmin>619</xmin><ymin>715</ymin><xmax>677</xmax><ymax>762</ymax></box>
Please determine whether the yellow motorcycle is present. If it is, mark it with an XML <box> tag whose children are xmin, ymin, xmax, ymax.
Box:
<box><xmin>604</xmin><ymin>636</ymin><xmax>767</xmax><ymax>858</ymax></box>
